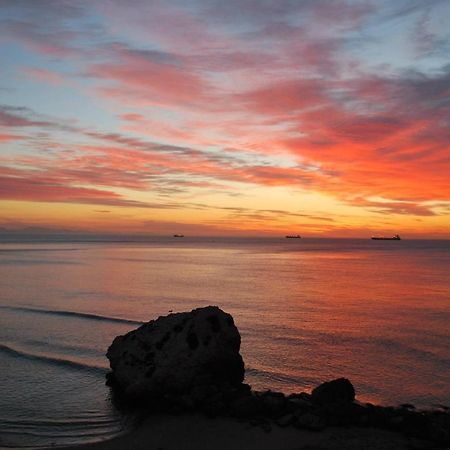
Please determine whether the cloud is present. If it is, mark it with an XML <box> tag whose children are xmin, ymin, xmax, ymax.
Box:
<box><xmin>240</xmin><ymin>67</ymin><xmax>450</xmax><ymax>203</ymax></box>
<box><xmin>1</xmin><ymin>0</ymin><xmax>450</xmax><ymax>235</ymax></box>
<box><xmin>0</xmin><ymin>133</ymin><xmax>22</xmax><ymax>142</ymax></box>
<box><xmin>0</xmin><ymin>172</ymin><xmax>141</xmax><ymax>207</ymax></box>
<box><xmin>0</xmin><ymin>170</ymin><xmax>194</xmax><ymax>209</ymax></box>
<box><xmin>23</xmin><ymin>67</ymin><xmax>67</xmax><ymax>85</ymax></box>
<box><xmin>209</xmin><ymin>205</ymin><xmax>335</xmax><ymax>223</ymax></box>
<box><xmin>352</xmin><ymin>198</ymin><xmax>439</xmax><ymax>216</ymax></box>
<box><xmin>88</xmin><ymin>44</ymin><xmax>215</xmax><ymax>109</ymax></box>
<box><xmin>2</xmin><ymin>20</ymin><xmax>81</xmax><ymax>57</ymax></box>
<box><xmin>0</xmin><ymin>105</ymin><xmax>52</xmax><ymax>128</ymax></box>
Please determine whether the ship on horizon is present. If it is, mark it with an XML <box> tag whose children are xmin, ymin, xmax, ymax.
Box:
<box><xmin>371</xmin><ymin>234</ymin><xmax>401</xmax><ymax>240</ymax></box>
<box><xmin>173</xmin><ymin>234</ymin><xmax>184</xmax><ymax>238</ymax></box>
<box><xmin>286</xmin><ymin>235</ymin><xmax>301</xmax><ymax>239</ymax></box>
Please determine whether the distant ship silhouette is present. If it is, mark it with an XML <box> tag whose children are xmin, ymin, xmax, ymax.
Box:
<box><xmin>285</xmin><ymin>235</ymin><xmax>301</xmax><ymax>239</ymax></box>
<box><xmin>173</xmin><ymin>234</ymin><xmax>184</xmax><ymax>238</ymax></box>
<box><xmin>371</xmin><ymin>234</ymin><xmax>401</xmax><ymax>240</ymax></box>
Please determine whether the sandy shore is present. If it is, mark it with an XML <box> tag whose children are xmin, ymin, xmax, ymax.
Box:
<box><xmin>34</xmin><ymin>413</ymin><xmax>413</xmax><ymax>450</ymax></box>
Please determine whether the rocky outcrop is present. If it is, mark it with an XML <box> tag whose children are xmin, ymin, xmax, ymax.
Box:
<box><xmin>106</xmin><ymin>306</ymin><xmax>244</xmax><ymax>401</ymax></box>
<box><xmin>106</xmin><ymin>306</ymin><xmax>450</xmax><ymax>447</ymax></box>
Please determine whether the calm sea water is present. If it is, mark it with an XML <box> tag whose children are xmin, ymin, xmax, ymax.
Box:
<box><xmin>0</xmin><ymin>237</ymin><xmax>449</xmax><ymax>447</ymax></box>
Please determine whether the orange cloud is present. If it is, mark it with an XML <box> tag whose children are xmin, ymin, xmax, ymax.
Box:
<box><xmin>0</xmin><ymin>133</ymin><xmax>22</xmax><ymax>142</ymax></box>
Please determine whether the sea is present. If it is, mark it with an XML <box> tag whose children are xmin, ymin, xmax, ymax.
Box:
<box><xmin>0</xmin><ymin>237</ymin><xmax>449</xmax><ymax>447</ymax></box>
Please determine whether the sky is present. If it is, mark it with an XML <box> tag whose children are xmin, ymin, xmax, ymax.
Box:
<box><xmin>0</xmin><ymin>0</ymin><xmax>449</xmax><ymax>237</ymax></box>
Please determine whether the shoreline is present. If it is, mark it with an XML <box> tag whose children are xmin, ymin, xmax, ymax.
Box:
<box><xmin>35</xmin><ymin>413</ymin><xmax>414</xmax><ymax>450</ymax></box>
<box><xmin>2</xmin><ymin>400</ymin><xmax>448</xmax><ymax>450</ymax></box>
<box><xmin>2</xmin><ymin>304</ymin><xmax>448</xmax><ymax>449</ymax></box>
<box><xmin>2</xmin><ymin>400</ymin><xmax>447</xmax><ymax>450</ymax></box>
<box><xmin>2</xmin><ymin>396</ymin><xmax>449</xmax><ymax>450</ymax></box>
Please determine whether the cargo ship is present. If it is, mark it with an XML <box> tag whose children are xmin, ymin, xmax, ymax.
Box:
<box><xmin>286</xmin><ymin>235</ymin><xmax>301</xmax><ymax>239</ymax></box>
<box><xmin>371</xmin><ymin>234</ymin><xmax>401</xmax><ymax>240</ymax></box>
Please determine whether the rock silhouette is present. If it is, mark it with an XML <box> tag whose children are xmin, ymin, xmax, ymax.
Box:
<box><xmin>107</xmin><ymin>306</ymin><xmax>244</xmax><ymax>401</ymax></box>
<box><xmin>311</xmin><ymin>378</ymin><xmax>355</xmax><ymax>404</ymax></box>
<box><xmin>106</xmin><ymin>306</ymin><xmax>450</xmax><ymax>447</ymax></box>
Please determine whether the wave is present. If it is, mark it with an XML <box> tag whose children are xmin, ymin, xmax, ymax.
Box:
<box><xmin>0</xmin><ymin>343</ymin><xmax>108</xmax><ymax>375</ymax></box>
<box><xmin>245</xmin><ymin>366</ymin><xmax>310</xmax><ymax>388</ymax></box>
<box><xmin>0</xmin><ymin>416</ymin><xmax>120</xmax><ymax>428</ymax></box>
<box><xmin>0</xmin><ymin>305</ymin><xmax>144</xmax><ymax>326</ymax></box>
<box><xmin>0</xmin><ymin>259</ymin><xmax>79</xmax><ymax>266</ymax></box>
<box><xmin>0</xmin><ymin>248</ymin><xmax>80</xmax><ymax>253</ymax></box>
<box><xmin>243</xmin><ymin>325</ymin><xmax>449</xmax><ymax>367</ymax></box>
<box><xmin>313</xmin><ymin>332</ymin><xmax>450</xmax><ymax>367</ymax></box>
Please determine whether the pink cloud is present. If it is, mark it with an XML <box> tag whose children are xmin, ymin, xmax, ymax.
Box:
<box><xmin>94</xmin><ymin>1</ymin><xmax>235</xmax><ymax>54</ymax></box>
<box><xmin>0</xmin><ymin>168</ymin><xmax>174</xmax><ymax>209</ymax></box>
<box><xmin>0</xmin><ymin>107</ymin><xmax>50</xmax><ymax>128</ymax></box>
<box><xmin>90</xmin><ymin>45</ymin><xmax>214</xmax><ymax>108</ymax></box>
<box><xmin>0</xmin><ymin>133</ymin><xmax>22</xmax><ymax>142</ymax></box>
<box><xmin>0</xmin><ymin>172</ymin><xmax>122</xmax><ymax>203</ymax></box>
<box><xmin>235</xmin><ymin>78</ymin><xmax>326</xmax><ymax>116</ymax></box>
<box><xmin>23</xmin><ymin>67</ymin><xmax>67</xmax><ymax>86</ymax></box>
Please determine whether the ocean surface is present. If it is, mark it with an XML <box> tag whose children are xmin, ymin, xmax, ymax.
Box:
<box><xmin>0</xmin><ymin>237</ymin><xmax>449</xmax><ymax>447</ymax></box>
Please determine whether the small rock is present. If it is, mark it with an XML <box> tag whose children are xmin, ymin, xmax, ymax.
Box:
<box><xmin>400</xmin><ymin>403</ymin><xmax>415</xmax><ymax>410</ymax></box>
<box><xmin>288</xmin><ymin>392</ymin><xmax>313</xmax><ymax>401</ymax></box>
<box><xmin>288</xmin><ymin>396</ymin><xmax>313</xmax><ymax>412</ymax></box>
<box><xmin>311</xmin><ymin>378</ymin><xmax>355</xmax><ymax>405</ymax></box>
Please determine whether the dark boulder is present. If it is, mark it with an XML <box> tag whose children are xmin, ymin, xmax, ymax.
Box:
<box><xmin>106</xmin><ymin>306</ymin><xmax>244</xmax><ymax>402</ymax></box>
<box><xmin>311</xmin><ymin>378</ymin><xmax>355</xmax><ymax>405</ymax></box>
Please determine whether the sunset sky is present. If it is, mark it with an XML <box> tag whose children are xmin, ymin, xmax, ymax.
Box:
<box><xmin>1</xmin><ymin>0</ymin><xmax>449</xmax><ymax>237</ymax></box>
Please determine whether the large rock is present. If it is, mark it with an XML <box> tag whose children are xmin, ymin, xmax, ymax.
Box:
<box><xmin>106</xmin><ymin>306</ymin><xmax>244</xmax><ymax>401</ymax></box>
<box><xmin>311</xmin><ymin>378</ymin><xmax>355</xmax><ymax>404</ymax></box>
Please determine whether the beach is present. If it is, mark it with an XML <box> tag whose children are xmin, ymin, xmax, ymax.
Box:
<box><xmin>38</xmin><ymin>414</ymin><xmax>412</xmax><ymax>450</ymax></box>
